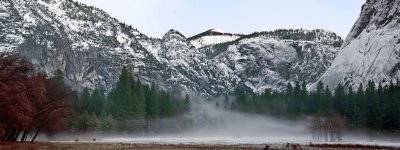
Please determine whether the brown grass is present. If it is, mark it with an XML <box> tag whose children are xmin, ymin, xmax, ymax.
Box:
<box><xmin>0</xmin><ymin>142</ymin><xmax>261</xmax><ymax>150</ymax></box>
<box><xmin>308</xmin><ymin>143</ymin><xmax>400</xmax><ymax>150</ymax></box>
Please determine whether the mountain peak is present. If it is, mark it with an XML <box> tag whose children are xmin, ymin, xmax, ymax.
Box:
<box><xmin>206</xmin><ymin>28</ymin><xmax>223</xmax><ymax>34</ymax></box>
<box><xmin>188</xmin><ymin>28</ymin><xmax>243</xmax><ymax>48</ymax></box>
<box><xmin>189</xmin><ymin>28</ymin><xmax>243</xmax><ymax>41</ymax></box>
<box><xmin>163</xmin><ymin>29</ymin><xmax>186</xmax><ymax>40</ymax></box>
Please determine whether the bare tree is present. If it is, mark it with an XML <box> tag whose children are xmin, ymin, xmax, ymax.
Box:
<box><xmin>311</xmin><ymin>110</ymin><xmax>345</xmax><ymax>142</ymax></box>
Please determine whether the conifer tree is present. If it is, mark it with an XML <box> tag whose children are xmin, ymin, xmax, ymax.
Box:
<box><xmin>81</xmin><ymin>87</ymin><xmax>91</xmax><ymax>113</ymax></box>
<box><xmin>293</xmin><ymin>82</ymin><xmax>302</xmax><ymax>114</ymax></box>
<box><xmin>91</xmin><ymin>88</ymin><xmax>104</xmax><ymax>115</ymax></box>
<box><xmin>323</xmin><ymin>86</ymin><xmax>333</xmax><ymax>111</ymax></box>
<box><xmin>134</xmin><ymin>79</ymin><xmax>146</xmax><ymax>118</ymax></box>
<box><xmin>160</xmin><ymin>92</ymin><xmax>173</xmax><ymax>117</ymax></box>
<box><xmin>345</xmin><ymin>87</ymin><xmax>355</xmax><ymax>125</ymax></box>
<box><xmin>353</xmin><ymin>83</ymin><xmax>364</xmax><ymax>128</ymax></box>
<box><xmin>300</xmin><ymin>82</ymin><xmax>309</xmax><ymax>113</ymax></box>
<box><xmin>365</xmin><ymin>80</ymin><xmax>380</xmax><ymax>129</ymax></box>
<box><xmin>333</xmin><ymin>83</ymin><xmax>346</xmax><ymax>115</ymax></box>
<box><xmin>313</xmin><ymin>81</ymin><xmax>325</xmax><ymax>112</ymax></box>
<box><xmin>146</xmin><ymin>82</ymin><xmax>160</xmax><ymax>118</ymax></box>
<box><xmin>109</xmin><ymin>67</ymin><xmax>134</xmax><ymax>118</ymax></box>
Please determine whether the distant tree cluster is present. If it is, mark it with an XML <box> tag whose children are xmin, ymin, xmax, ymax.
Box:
<box><xmin>228</xmin><ymin>80</ymin><xmax>400</xmax><ymax>134</ymax></box>
<box><xmin>206</xmin><ymin>29</ymin><xmax>343</xmax><ymax>53</ymax></box>
<box><xmin>0</xmin><ymin>53</ymin><xmax>72</xmax><ymax>142</ymax></box>
<box><xmin>66</xmin><ymin>67</ymin><xmax>191</xmax><ymax>134</ymax></box>
<box><xmin>246</xmin><ymin>29</ymin><xmax>343</xmax><ymax>48</ymax></box>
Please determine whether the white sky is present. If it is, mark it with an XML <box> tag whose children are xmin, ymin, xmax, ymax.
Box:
<box><xmin>75</xmin><ymin>0</ymin><xmax>365</xmax><ymax>39</ymax></box>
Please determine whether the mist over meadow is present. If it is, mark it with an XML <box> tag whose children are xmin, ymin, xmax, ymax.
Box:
<box><xmin>2</xmin><ymin>0</ymin><xmax>400</xmax><ymax>149</ymax></box>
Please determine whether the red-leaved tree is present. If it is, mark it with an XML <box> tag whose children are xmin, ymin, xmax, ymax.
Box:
<box><xmin>0</xmin><ymin>53</ymin><xmax>71</xmax><ymax>142</ymax></box>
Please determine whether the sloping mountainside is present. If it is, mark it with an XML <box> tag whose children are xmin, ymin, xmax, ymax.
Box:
<box><xmin>314</xmin><ymin>0</ymin><xmax>400</xmax><ymax>90</ymax></box>
<box><xmin>0</xmin><ymin>0</ymin><xmax>343</xmax><ymax>96</ymax></box>
<box><xmin>198</xmin><ymin>29</ymin><xmax>342</xmax><ymax>93</ymax></box>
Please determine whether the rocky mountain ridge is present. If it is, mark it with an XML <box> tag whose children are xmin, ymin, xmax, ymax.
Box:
<box><xmin>0</xmin><ymin>0</ymin><xmax>343</xmax><ymax>96</ymax></box>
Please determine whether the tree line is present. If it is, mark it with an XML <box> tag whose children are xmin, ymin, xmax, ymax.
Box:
<box><xmin>66</xmin><ymin>67</ymin><xmax>191</xmax><ymax>134</ymax></box>
<box><xmin>228</xmin><ymin>80</ymin><xmax>400</xmax><ymax>133</ymax></box>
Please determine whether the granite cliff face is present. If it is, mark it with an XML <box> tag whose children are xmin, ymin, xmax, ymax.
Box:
<box><xmin>314</xmin><ymin>0</ymin><xmax>400</xmax><ymax>90</ymax></box>
<box><xmin>0</xmin><ymin>0</ymin><xmax>167</xmax><ymax>92</ymax></box>
<box><xmin>0</xmin><ymin>0</ymin><xmax>342</xmax><ymax>96</ymax></box>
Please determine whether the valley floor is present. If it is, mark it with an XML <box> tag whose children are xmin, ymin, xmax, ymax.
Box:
<box><xmin>0</xmin><ymin>142</ymin><xmax>399</xmax><ymax>150</ymax></box>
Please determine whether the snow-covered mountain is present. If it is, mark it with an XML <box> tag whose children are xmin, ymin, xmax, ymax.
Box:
<box><xmin>0</xmin><ymin>0</ymin><xmax>343</xmax><ymax>96</ymax></box>
<box><xmin>0</xmin><ymin>0</ymin><xmax>170</xmax><ymax>92</ymax></box>
<box><xmin>314</xmin><ymin>0</ymin><xmax>400</xmax><ymax>90</ymax></box>
<box><xmin>201</xmin><ymin>29</ymin><xmax>342</xmax><ymax>93</ymax></box>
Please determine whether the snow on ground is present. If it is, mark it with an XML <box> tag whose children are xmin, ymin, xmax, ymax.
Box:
<box><xmin>190</xmin><ymin>35</ymin><xmax>240</xmax><ymax>48</ymax></box>
<box><xmin>116</xmin><ymin>33</ymin><xmax>129</xmax><ymax>44</ymax></box>
<box><xmin>6</xmin><ymin>34</ymin><xmax>25</xmax><ymax>44</ymax></box>
<box><xmin>23</xmin><ymin>12</ymin><xmax>36</xmax><ymax>24</ymax></box>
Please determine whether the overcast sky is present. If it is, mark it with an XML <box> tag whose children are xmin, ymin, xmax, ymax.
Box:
<box><xmin>75</xmin><ymin>0</ymin><xmax>365</xmax><ymax>38</ymax></box>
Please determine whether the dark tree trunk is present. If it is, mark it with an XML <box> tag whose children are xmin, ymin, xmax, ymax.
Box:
<box><xmin>12</xmin><ymin>130</ymin><xmax>21</xmax><ymax>141</ymax></box>
<box><xmin>20</xmin><ymin>130</ymin><xmax>28</xmax><ymax>142</ymax></box>
<box><xmin>31</xmin><ymin>127</ymin><xmax>41</xmax><ymax>143</ymax></box>
<box><xmin>6</xmin><ymin>129</ymin><xmax>15</xmax><ymax>141</ymax></box>
<box><xmin>23</xmin><ymin>131</ymin><xmax>29</xmax><ymax>142</ymax></box>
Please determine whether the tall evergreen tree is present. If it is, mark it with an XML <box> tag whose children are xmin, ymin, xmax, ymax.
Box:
<box><xmin>109</xmin><ymin>67</ymin><xmax>134</xmax><ymax>118</ymax></box>
<box><xmin>333</xmin><ymin>83</ymin><xmax>346</xmax><ymax>115</ymax></box>
<box><xmin>345</xmin><ymin>87</ymin><xmax>355</xmax><ymax>126</ymax></box>
<box><xmin>353</xmin><ymin>83</ymin><xmax>364</xmax><ymax>128</ymax></box>
<box><xmin>314</xmin><ymin>81</ymin><xmax>325</xmax><ymax>112</ymax></box>
<box><xmin>300</xmin><ymin>82</ymin><xmax>309</xmax><ymax>113</ymax></box>
<box><xmin>146</xmin><ymin>82</ymin><xmax>160</xmax><ymax>119</ymax></box>
<box><xmin>81</xmin><ymin>87</ymin><xmax>91</xmax><ymax>113</ymax></box>
<box><xmin>134</xmin><ymin>79</ymin><xmax>146</xmax><ymax>117</ymax></box>
<box><xmin>108</xmin><ymin>67</ymin><xmax>136</xmax><ymax>131</ymax></box>
<box><xmin>234</xmin><ymin>87</ymin><xmax>248</xmax><ymax>111</ymax></box>
<box><xmin>91</xmin><ymin>88</ymin><xmax>104</xmax><ymax>115</ymax></box>
<box><xmin>365</xmin><ymin>80</ymin><xmax>380</xmax><ymax>129</ymax></box>
<box><xmin>323</xmin><ymin>86</ymin><xmax>333</xmax><ymax>111</ymax></box>
<box><xmin>292</xmin><ymin>82</ymin><xmax>302</xmax><ymax>114</ymax></box>
<box><xmin>160</xmin><ymin>92</ymin><xmax>173</xmax><ymax>117</ymax></box>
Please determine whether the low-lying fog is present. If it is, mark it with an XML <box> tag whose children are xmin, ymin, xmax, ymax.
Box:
<box><xmin>41</xmin><ymin>99</ymin><xmax>400</xmax><ymax>146</ymax></box>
